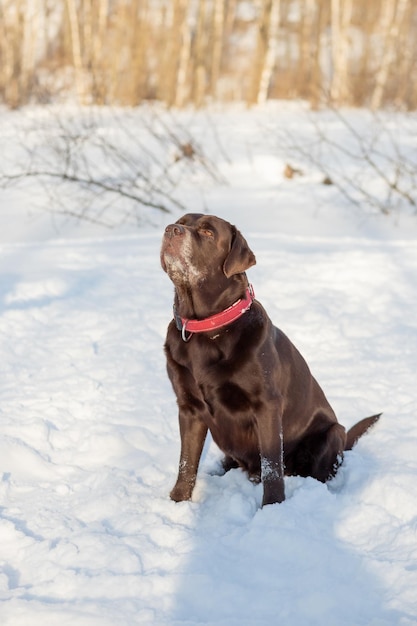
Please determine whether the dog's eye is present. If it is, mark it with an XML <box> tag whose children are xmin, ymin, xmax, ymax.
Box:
<box><xmin>199</xmin><ymin>227</ymin><xmax>214</xmax><ymax>237</ymax></box>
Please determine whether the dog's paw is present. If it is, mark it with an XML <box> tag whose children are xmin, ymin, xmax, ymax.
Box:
<box><xmin>170</xmin><ymin>483</ymin><xmax>193</xmax><ymax>502</ymax></box>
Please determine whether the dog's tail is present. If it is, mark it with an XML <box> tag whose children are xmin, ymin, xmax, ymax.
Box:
<box><xmin>345</xmin><ymin>413</ymin><xmax>381</xmax><ymax>451</ymax></box>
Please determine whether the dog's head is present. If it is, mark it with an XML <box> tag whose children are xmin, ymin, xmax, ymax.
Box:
<box><xmin>161</xmin><ymin>213</ymin><xmax>256</xmax><ymax>286</ymax></box>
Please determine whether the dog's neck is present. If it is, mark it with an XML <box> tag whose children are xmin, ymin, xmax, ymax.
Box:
<box><xmin>173</xmin><ymin>273</ymin><xmax>249</xmax><ymax>320</ymax></box>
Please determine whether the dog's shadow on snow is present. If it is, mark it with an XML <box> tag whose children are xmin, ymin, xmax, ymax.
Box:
<box><xmin>169</xmin><ymin>438</ymin><xmax>404</xmax><ymax>626</ymax></box>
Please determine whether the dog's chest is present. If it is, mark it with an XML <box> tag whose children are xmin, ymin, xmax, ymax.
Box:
<box><xmin>185</xmin><ymin>342</ymin><xmax>261</xmax><ymax>416</ymax></box>
<box><xmin>200</xmin><ymin>377</ymin><xmax>260</xmax><ymax>462</ymax></box>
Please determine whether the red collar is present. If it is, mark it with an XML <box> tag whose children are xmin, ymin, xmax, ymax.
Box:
<box><xmin>174</xmin><ymin>285</ymin><xmax>255</xmax><ymax>341</ymax></box>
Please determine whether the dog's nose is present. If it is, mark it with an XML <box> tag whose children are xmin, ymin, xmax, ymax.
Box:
<box><xmin>165</xmin><ymin>224</ymin><xmax>185</xmax><ymax>238</ymax></box>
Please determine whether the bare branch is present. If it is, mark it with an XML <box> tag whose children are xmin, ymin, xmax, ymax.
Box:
<box><xmin>274</xmin><ymin>107</ymin><xmax>417</xmax><ymax>217</ymax></box>
<box><xmin>0</xmin><ymin>106</ymin><xmax>225</xmax><ymax>227</ymax></box>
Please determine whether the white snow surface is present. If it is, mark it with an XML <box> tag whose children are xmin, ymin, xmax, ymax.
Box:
<box><xmin>1</xmin><ymin>103</ymin><xmax>417</xmax><ymax>625</ymax></box>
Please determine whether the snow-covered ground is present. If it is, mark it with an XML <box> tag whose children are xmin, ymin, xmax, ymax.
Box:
<box><xmin>1</xmin><ymin>103</ymin><xmax>417</xmax><ymax>625</ymax></box>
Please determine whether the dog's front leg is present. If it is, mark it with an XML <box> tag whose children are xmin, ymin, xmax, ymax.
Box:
<box><xmin>258</xmin><ymin>404</ymin><xmax>285</xmax><ymax>506</ymax></box>
<box><xmin>170</xmin><ymin>411</ymin><xmax>208</xmax><ymax>502</ymax></box>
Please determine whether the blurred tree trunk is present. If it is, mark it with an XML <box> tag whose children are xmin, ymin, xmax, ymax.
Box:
<box><xmin>298</xmin><ymin>0</ymin><xmax>319</xmax><ymax>103</ymax></box>
<box><xmin>20</xmin><ymin>0</ymin><xmax>39</xmax><ymax>102</ymax></box>
<box><xmin>159</xmin><ymin>0</ymin><xmax>191</xmax><ymax>106</ymax></box>
<box><xmin>371</xmin><ymin>0</ymin><xmax>409</xmax><ymax>109</ymax></box>
<box><xmin>192</xmin><ymin>0</ymin><xmax>207</xmax><ymax>107</ymax></box>
<box><xmin>310</xmin><ymin>0</ymin><xmax>329</xmax><ymax>108</ymax></box>
<box><xmin>224</xmin><ymin>0</ymin><xmax>238</xmax><ymax>43</ymax></box>
<box><xmin>92</xmin><ymin>0</ymin><xmax>109</xmax><ymax>103</ymax></box>
<box><xmin>395</xmin><ymin>0</ymin><xmax>416</xmax><ymax>108</ymax></box>
<box><xmin>174</xmin><ymin>0</ymin><xmax>192</xmax><ymax>107</ymax></box>
<box><xmin>257</xmin><ymin>0</ymin><xmax>280</xmax><ymax>104</ymax></box>
<box><xmin>210</xmin><ymin>0</ymin><xmax>225</xmax><ymax>100</ymax></box>
<box><xmin>82</xmin><ymin>0</ymin><xmax>109</xmax><ymax>103</ymax></box>
<box><xmin>250</xmin><ymin>0</ymin><xmax>280</xmax><ymax>105</ymax></box>
<box><xmin>131</xmin><ymin>0</ymin><xmax>150</xmax><ymax>104</ymax></box>
<box><xmin>0</xmin><ymin>0</ymin><xmax>26</xmax><ymax>108</ymax></box>
<box><xmin>330</xmin><ymin>0</ymin><xmax>353</xmax><ymax>105</ymax></box>
<box><xmin>65</xmin><ymin>0</ymin><xmax>86</xmax><ymax>104</ymax></box>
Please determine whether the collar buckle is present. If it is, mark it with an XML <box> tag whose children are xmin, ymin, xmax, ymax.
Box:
<box><xmin>181</xmin><ymin>320</ymin><xmax>193</xmax><ymax>342</ymax></box>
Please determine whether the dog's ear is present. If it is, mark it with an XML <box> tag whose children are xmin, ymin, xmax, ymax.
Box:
<box><xmin>223</xmin><ymin>226</ymin><xmax>256</xmax><ymax>277</ymax></box>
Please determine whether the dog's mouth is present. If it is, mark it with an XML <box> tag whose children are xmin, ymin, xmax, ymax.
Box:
<box><xmin>161</xmin><ymin>232</ymin><xmax>186</xmax><ymax>269</ymax></box>
<box><xmin>161</xmin><ymin>230</ymin><xmax>205</xmax><ymax>285</ymax></box>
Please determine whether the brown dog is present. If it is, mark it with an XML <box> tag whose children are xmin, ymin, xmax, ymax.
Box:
<box><xmin>161</xmin><ymin>213</ymin><xmax>380</xmax><ymax>506</ymax></box>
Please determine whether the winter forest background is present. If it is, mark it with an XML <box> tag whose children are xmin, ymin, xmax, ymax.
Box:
<box><xmin>1</xmin><ymin>2</ymin><xmax>417</xmax><ymax>625</ymax></box>
<box><xmin>1</xmin><ymin>0</ymin><xmax>416</xmax><ymax>110</ymax></box>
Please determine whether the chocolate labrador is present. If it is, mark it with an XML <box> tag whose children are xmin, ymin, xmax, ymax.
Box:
<box><xmin>161</xmin><ymin>213</ymin><xmax>380</xmax><ymax>506</ymax></box>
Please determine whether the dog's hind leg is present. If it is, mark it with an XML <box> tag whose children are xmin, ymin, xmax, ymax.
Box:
<box><xmin>288</xmin><ymin>423</ymin><xmax>347</xmax><ymax>482</ymax></box>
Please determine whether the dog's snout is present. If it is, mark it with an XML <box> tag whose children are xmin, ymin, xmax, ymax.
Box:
<box><xmin>165</xmin><ymin>223</ymin><xmax>185</xmax><ymax>238</ymax></box>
